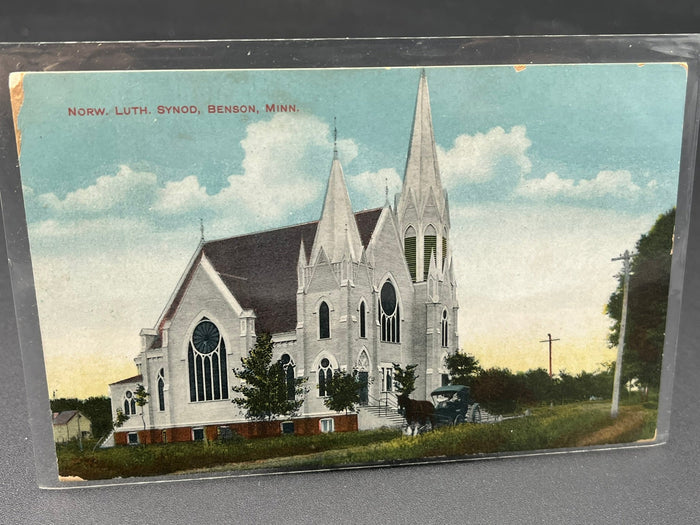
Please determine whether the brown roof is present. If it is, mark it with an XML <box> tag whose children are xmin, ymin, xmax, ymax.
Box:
<box><xmin>165</xmin><ymin>208</ymin><xmax>383</xmax><ymax>335</ymax></box>
<box><xmin>52</xmin><ymin>410</ymin><xmax>80</xmax><ymax>426</ymax></box>
<box><xmin>109</xmin><ymin>374</ymin><xmax>143</xmax><ymax>386</ymax></box>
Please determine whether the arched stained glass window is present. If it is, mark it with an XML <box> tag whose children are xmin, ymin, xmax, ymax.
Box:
<box><xmin>379</xmin><ymin>281</ymin><xmax>400</xmax><ymax>343</ymax></box>
<box><xmin>359</xmin><ymin>300</ymin><xmax>366</xmax><ymax>338</ymax></box>
<box><xmin>318</xmin><ymin>357</ymin><xmax>333</xmax><ymax>397</ymax></box>
<box><xmin>188</xmin><ymin>318</ymin><xmax>228</xmax><ymax>402</ymax></box>
<box><xmin>123</xmin><ymin>390</ymin><xmax>136</xmax><ymax>415</ymax></box>
<box><xmin>319</xmin><ymin>301</ymin><xmax>330</xmax><ymax>339</ymax></box>
<box><xmin>280</xmin><ymin>354</ymin><xmax>296</xmax><ymax>401</ymax></box>
<box><xmin>441</xmin><ymin>309</ymin><xmax>448</xmax><ymax>348</ymax></box>
<box><xmin>157</xmin><ymin>369</ymin><xmax>165</xmax><ymax>411</ymax></box>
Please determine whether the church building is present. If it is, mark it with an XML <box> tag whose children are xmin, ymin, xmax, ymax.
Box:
<box><xmin>109</xmin><ymin>72</ymin><xmax>460</xmax><ymax>444</ymax></box>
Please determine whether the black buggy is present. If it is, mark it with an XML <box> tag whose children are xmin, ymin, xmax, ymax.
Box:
<box><xmin>431</xmin><ymin>385</ymin><xmax>482</xmax><ymax>426</ymax></box>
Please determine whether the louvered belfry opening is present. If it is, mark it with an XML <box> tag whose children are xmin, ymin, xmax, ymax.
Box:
<box><xmin>404</xmin><ymin>226</ymin><xmax>417</xmax><ymax>281</ymax></box>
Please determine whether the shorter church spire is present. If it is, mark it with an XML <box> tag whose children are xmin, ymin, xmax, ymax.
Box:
<box><xmin>310</xmin><ymin>148</ymin><xmax>363</xmax><ymax>265</ymax></box>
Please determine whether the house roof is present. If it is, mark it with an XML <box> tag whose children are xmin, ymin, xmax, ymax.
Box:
<box><xmin>158</xmin><ymin>208</ymin><xmax>382</xmax><ymax>337</ymax></box>
<box><xmin>201</xmin><ymin>208</ymin><xmax>383</xmax><ymax>334</ymax></box>
<box><xmin>52</xmin><ymin>410</ymin><xmax>80</xmax><ymax>426</ymax></box>
<box><xmin>108</xmin><ymin>374</ymin><xmax>143</xmax><ymax>386</ymax></box>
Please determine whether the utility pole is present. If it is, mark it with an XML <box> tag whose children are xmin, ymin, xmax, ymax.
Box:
<box><xmin>539</xmin><ymin>333</ymin><xmax>560</xmax><ymax>377</ymax></box>
<box><xmin>611</xmin><ymin>250</ymin><xmax>633</xmax><ymax>419</ymax></box>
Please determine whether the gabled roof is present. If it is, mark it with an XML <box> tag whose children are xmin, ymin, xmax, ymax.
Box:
<box><xmin>163</xmin><ymin>208</ymin><xmax>382</xmax><ymax>336</ymax></box>
<box><xmin>109</xmin><ymin>374</ymin><xmax>143</xmax><ymax>386</ymax></box>
<box><xmin>52</xmin><ymin>410</ymin><xmax>81</xmax><ymax>426</ymax></box>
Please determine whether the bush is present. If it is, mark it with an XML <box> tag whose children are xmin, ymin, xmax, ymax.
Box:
<box><xmin>471</xmin><ymin>368</ymin><xmax>534</xmax><ymax>414</ymax></box>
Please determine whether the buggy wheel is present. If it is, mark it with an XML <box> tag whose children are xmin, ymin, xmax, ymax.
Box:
<box><xmin>453</xmin><ymin>415</ymin><xmax>465</xmax><ymax>426</ymax></box>
<box><xmin>470</xmin><ymin>405</ymin><xmax>482</xmax><ymax>423</ymax></box>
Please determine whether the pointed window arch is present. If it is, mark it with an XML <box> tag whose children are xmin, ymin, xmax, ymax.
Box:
<box><xmin>359</xmin><ymin>300</ymin><xmax>367</xmax><ymax>338</ymax></box>
<box><xmin>355</xmin><ymin>348</ymin><xmax>370</xmax><ymax>405</ymax></box>
<box><xmin>404</xmin><ymin>226</ymin><xmax>417</xmax><ymax>282</ymax></box>
<box><xmin>441</xmin><ymin>309</ymin><xmax>449</xmax><ymax>348</ymax></box>
<box><xmin>123</xmin><ymin>390</ymin><xmax>136</xmax><ymax>416</ymax></box>
<box><xmin>424</xmin><ymin>224</ymin><xmax>437</xmax><ymax>280</ymax></box>
<box><xmin>188</xmin><ymin>318</ymin><xmax>228</xmax><ymax>402</ymax></box>
<box><xmin>280</xmin><ymin>354</ymin><xmax>297</xmax><ymax>401</ymax></box>
<box><xmin>319</xmin><ymin>301</ymin><xmax>330</xmax><ymax>339</ymax></box>
<box><xmin>318</xmin><ymin>357</ymin><xmax>333</xmax><ymax>397</ymax></box>
<box><xmin>157</xmin><ymin>368</ymin><xmax>165</xmax><ymax>411</ymax></box>
<box><xmin>379</xmin><ymin>280</ymin><xmax>400</xmax><ymax>343</ymax></box>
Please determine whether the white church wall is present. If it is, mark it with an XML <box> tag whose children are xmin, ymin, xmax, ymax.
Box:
<box><xmin>164</xmin><ymin>263</ymin><xmax>246</xmax><ymax>427</ymax></box>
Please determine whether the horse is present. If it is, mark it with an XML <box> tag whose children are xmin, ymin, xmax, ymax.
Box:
<box><xmin>397</xmin><ymin>394</ymin><xmax>435</xmax><ymax>435</ymax></box>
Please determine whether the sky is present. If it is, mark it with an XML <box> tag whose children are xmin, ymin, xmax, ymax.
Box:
<box><xmin>13</xmin><ymin>64</ymin><xmax>688</xmax><ymax>398</ymax></box>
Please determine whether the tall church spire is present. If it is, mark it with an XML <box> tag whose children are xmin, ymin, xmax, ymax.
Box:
<box><xmin>310</xmin><ymin>153</ymin><xmax>363</xmax><ymax>264</ymax></box>
<box><xmin>396</xmin><ymin>71</ymin><xmax>450</xmax><ymax>283</ymax></box>
<box><xmin>397</xmin><ymin>70</ymin><xmax>445</xmax><ymax>220</ymax></box>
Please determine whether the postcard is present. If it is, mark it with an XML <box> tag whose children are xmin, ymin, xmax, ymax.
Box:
<box><xmin>7</xmin><ymin>61</ymin><xmax>691</xmax><ymax>483</ymax></box>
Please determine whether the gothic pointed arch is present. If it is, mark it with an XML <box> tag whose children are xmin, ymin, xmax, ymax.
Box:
<box><xmin>358</xmin><ymin>298</ymin><xmax>368</xmax><ymax>338</ymax></box>
<box><xmin>377</xmin><ymin>276</ymin><xmax>401</xmax><ymax>343</ymax></box>
<box><xmin>354</xmin><ymin>347</ymin><xmax>371</xmax><ymax>405</ymax></box>
<box><xmin>404</xmin><ymin>225</ymin><xmax>417</xmax><ymax>281</ymax></box>
<box><xmin>441</xmin><ymin>308</ymin><xmax>449</xmax><ymax>348</ymax></box>
<box><xmin>157</xmin><ymin>368</ymin><xmax>165</xmax><ymax>411</ymax></box>
<box><xmin>313</xmin><ymin>352</ymin><xmax>339</xmax><ymax>397</ymax></box>
<box><xmin>186</xmin><ymin>314</ymin><xmax>229</xmax><ymax>402</ymax></box>
<box><xmin>314</xmin><ymin>297</ymin><xmax>333</xmax><ymax>339</ymax></box>
<box><xmin>355</xmin><ymin>347</ymin><xmax>370</xmax><ymax>371</ymax></box>
<box><xmin>424</xmin><ymin>224</ymin><xmax>438</xmax><ymax>281</ymax></box>
<box><xmin>123</xmin><ymin>390</ymin><xmax>136</xmax><ymax>416</ymax></box>
<box><xmin>279</xmin><ymin>353</ymin><xmax>297</xmax><ymax>401</ymax></box>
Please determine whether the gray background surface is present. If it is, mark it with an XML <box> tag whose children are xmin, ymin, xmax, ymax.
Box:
<box><xmin>1</xmin><ymin>3</ymin><xmax>700</xmax><ymax>523</ymax></box>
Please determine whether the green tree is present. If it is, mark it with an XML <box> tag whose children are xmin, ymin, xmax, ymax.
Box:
<box><xmin>232</xmin><ymin>333</ymin><xmax>306</xmax><ymax>421</ymax></box>
<box><xmin>113</xmin><ymin>408</ymin><xmax>129</xmax><ymax>428</ymax></box>
<box><xmin>519</xmin><ymin>368</ymin><xmax>556</xmax><ymax>405</ymax></box>
<box><xmin>50</xmin><ymin>396</ymin><xmax>114</xmax><ymax>438</ymax></box>
<box><xmin>323</xmin><ymin>370</ymin><xmax>366</xmax><ymax>414</ymax></box>
<box><xmin>605</xmin><ymin>208</ymin><xmax>674</xmax><ymax>390</ymax></box>
<box><xmin>471</xmin><ymin>367</ymin><xmax>533</xmax><ymax>414</ymax></box>
<box><xmin>392</xmin><ymin>363</ymin><xmax>418</xmax><ymax>396</ymax></box>
<box><xmin>134</xmin><ymin>384</ymin><xmax>150</xmax><ymax>430</ymax></box>
<box><xmin>444</xmin><ymin>352</ymin><xmax>482</xmax><ymax>387</ymax></box>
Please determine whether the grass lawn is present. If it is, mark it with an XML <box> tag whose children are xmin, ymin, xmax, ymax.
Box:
<box><xmin>57</xmin><ymin>400</ymin><xmax>657</xmax><ymax>481</ymax></box>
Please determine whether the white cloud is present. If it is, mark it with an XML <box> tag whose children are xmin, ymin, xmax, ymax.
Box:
<box><xmin>153</xmin><ymin>175</ymin><xmax>210</xmax><ymax>214</ymax></box>
<box><xmin>29</xmin><ymin>113</ymin><xmax>349</xmax><ymax>236</ymax></box>
<box><xmin>37</xmin><ymin>165</ymin><xmax>157</xmax><ymax>213</ymax></box>
<box><xmin>516</xmin><ymin>170</ymin><xmax>648</xmax><ymax>201</ymax></box>
<box><xmin>437</xmin><ymin>125</ymin><xmax>532</xmax><ymax>187</ymax></box>
<box><xmin>212</xmin><ymin>113</ymin><xmax>345</xmax><ymax>221</ymax></box>
<box><xmin>347</xmin><ymin>168</ymin><xmax>402</xmax><ymax>208</ymax></box>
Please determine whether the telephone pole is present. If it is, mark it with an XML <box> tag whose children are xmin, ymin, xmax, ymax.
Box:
<box><xmin>611</xmin><ymin>250</ymin><xmax>633</xmax><ymax>419</ymax></box>
<box><xmin>539</xmin><ymin>333</ymin><xmax>560</xmax><ymax>377</ymax></box>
